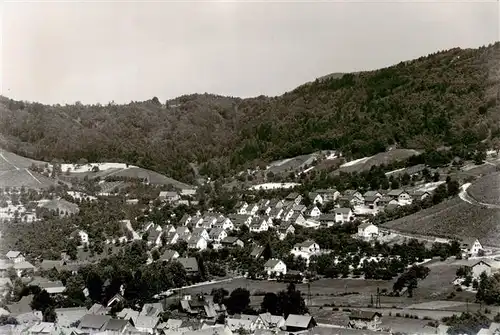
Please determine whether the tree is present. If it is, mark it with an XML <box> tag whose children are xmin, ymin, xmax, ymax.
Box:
<box><xmin>276</xmin><ymin>283</ymin><xmax>308</xmax><ymax>317</ymax></box>
<box><xmin>226</xmin><ymin>288</ymin><xmax>251</xmax><ymax>314</ymax></box>
<box><xmin>393</xmin><ymin>265</ymin><xmax>430</xmax><ymax>297</ymax></box>
<box><xmin>261</xmin><ymin>292</ymin><xmax>279</xmax><ymax>315</ymax></box>
<box><xmin>151</xmin><ymin>249</ymin><xmax>160</xmax><ymax>261</ymax></box>
<box><xmin>262</xmin><ymin>242</ymin><xmax>273</xmax><ymax>261</ymax></box>
<box><xmin>31</xmin><ymin>289</ymin><xmax>55</xmax><ymax>314</ymax></box>
<box><xmin>212</xmin><ymin>288</ymin><xmax>229</xmax><ymax>305</ymax></box>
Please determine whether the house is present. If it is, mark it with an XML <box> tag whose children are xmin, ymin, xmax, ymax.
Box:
<box><xmin>259</xmin><ymin>313</ymin><xmax>286</xmax><ymax>330</ymax></box>
<box><xmin>78</xmin><ymin>314</ymin><xmax>112</xmax><ymax>332</ymax></box>
<box><xmin>179</xmin><ymin>214</ymin><xmax>192</xmax><ymax>226</ymax></box>
<box><xmin>363</xmin><ymin>191</ymin><xmax>382</xmax><ymax>198</ymax></box>
<box><xmin>104</xmin><ymin>318</ymin><xmax>132</xmax><ymax>333</ymax></box>
<box><xmin>358</xmin><ymin>223</ymin><xmax>379</xmax><ymax>239</ymax></box>
<box><xmin>264</xmin><ymin>259</ymin><xmax>287</xmax><ymax>277</ymax></box>
<box><xmin>364</xmin><ymin>196</ymin><xmax>380</xmax><ymax>209</ymax></box>
<box><xmin>308</xmin><ymin>192</ymin><xmax>323</xmax><ymax>205</ymax></box>
<box><xmin>221</xmin><ymin>236</ymin><xmax>244</xmax><ymax>248</ymax></box>
<box><xmin>191</xmin><ymin>216</ymin><xmax>204</xmax><ymax>228</ymax></box>
<box><xmin>316</xmin><ymin>189</ymin><xmax>340</xmax><ymax>203</ymax></box>
<box><xmin>54</xmin><ymin>307</ymin><xmax>88</xmax><ymax>327</ymax></box>
<box><xmin>282</xmin><ymin>207</ymin><xmax>295</xmax><ymax>222</ymax></box>
<box><xmin>230</xmin><ymin>314</ymin><xmax>266</xmax><ymax>331</ymax></box>
<box><xmin>289</xmin><ymin>213</ymin><xmax>307</xmax><ymax>226</ymax></box>
<box><xmin>237</xmin><ymin>202</ymin><xmax>249</xmax><ymax>214</ymax></box>
<box><xmin>226</xmin><ymin>318</ymin><xmax>257</xmax><ymax>332</ymax></box>
<box><xmin>107</xmin><ymin>293</ymin><xmax>126</xmax><ymax>308</ymax></box>
<box><xmin>140</xmin><ymin>302</ymin><xmax>163</xmax><ymax>317</ymax></box>
<box><xmin>228</xmin><ymin>214</ymin><xmax>252</xmax><ymax>229</ymax></box>
<box><xmin>462</xmin><ymin>238</ymin><xmax>484</xmax><ymax>257</ymax></box>
<box><xmin>133</xmin><ymin>315</ymin><xmax>160</xmax><ymax>334</ymax></box>
<box><xmin>187</xmin><ymin>235</ymin><xmax>208</xmax><ymax>251</ymax></box>
<box><xmin>200</xmin><ymin>216</ymin><xmax>217</xmax><ymax>229</ymax></box>
<box><xmin>246</xmin><ymin>203</ymin><xmax>260</xmax><ymax>216</ymax></box>
<box><xmin>6</xmin><ymin>251</ymin><xmax>25</xmax><ymax>264</ymax></box>
<box><xmin>208</xmin><ymin>228</ymin><xmax>227</xmax><ymax>243</ymax></box>
<box><xmin>250</xmin><ymin>219</ymin><xmax>269</xmax><ymax>233</ymax></box>
<box><xmin>387</xmin><ymin>189</ymin><xmax>413</xmax><ymax>205</ymax></box>
<box><xmin>180</xmin><ymin>188</ymin><xmax>197</xmax><ymax>197</ymax></box>
<box><xmin>285</xmin><ymin>192</ymin><xmax>303</xmax><ymax>206</ymax></box>
<box><xmin>277</xmin><ymin>222</ymin><xmax>295</xmax><ymax>240</ymax></box>
<box><xmin>30</xmin><ymin>278</ymin><xmax>66</xmax><ymax>295</ymax></box>
<box><xmin>269</xmin><ymin>199</ymin><xmax>284</xmax><ymax>209</ymax></box>
<box><xmin>147</xmin><ymin>230</ymin><xmax>163</xmax><ymax>247</ymax></box>
<box><xmin>213</xmin><ymin>217</ymin><xmax>234</xmax><ymax>231</ymax></box>
<box><xmin>378</xmin><ymin>196</ymin><xmax>398</xmax><ymax>208</ymax></box>
<box><xmin>471</xmin><ymin>260</ymin><xmax>494</xmax><ymax>279</ymax></box>
<box><xmin>176</xmin><ymin>227</ymin><xmax>191</xmax><ymax>241</ymax></box>
<box><xmin>177</xmin><ymin>258</ymin><xmax>199</xmax><ymax>276</ymax></box>
<box><xmin>285</xmin><ymin>314</ymin><xmax>316</xmax><ymax>331</ymax></box>
<box><xmin>258</xmin><ymin>199</ymin><xmax>271</xmax><ymax>208</ymax></box>
<box><xmin>334</xmin><ymin>208</ymin><xmax>355</xmax><ymax>224</ymax></box>
<box><xmin>269</xmin><ymin>207</ymin><xmax>284</xmax><ymax>220</ymax></box>
<box><xmin>348</xmin><ymin>310</ymin><xmax>382</xmax><ymax>331</ymax></box>
<box><xmin>71</xmin><ymin>230</ymin><xmax>89</xmax><ymax>246</ymax></box>
<box><xmin>410</xmin><ymin>190</ymin><xmax>431</xmax><ymax>202</ymax></box>
<box><xmin>250</xmin><ymin>245</ymin><xmax>265</xmax><ymax>259</ymax></box>
<box><xmin>318</xmin><ymin>214</ymin><xmax>337</xmax><ymax>228</ymax></box>
<box><xmin>164</xmin><ymin>231</ymin><xmax>179</xmax><ymax>245</ymax></box>
<box><xmin>160</xmin><ymin>250</ymin><xmax>180</xmax><ymax>262</ymax></box>
<box><xmin>192</xmin><ymin>228</ymin><xmax>210</xmax><ymax>241</ymax></box>
<box><xmin>291</xmin><ymin>240</ymin><xmax>320</xmax><ymax>265</ymax></box>
<box><xmin>292</xmin><ymin>204</ymin><xmax>307</xmax><ymax>213</ymax></box>
<box><xmin>339</xmin><ymin>190</ymin><xmax>364</xmax><ymax>207</ymax></box>
<box><xmin>159</xmin><ymin>191</ymin><xmax>180</xmax><ymax>203</ymax></box>
<box><xmin>305</xmin><ymin>205</ymin><xmax>321</xmax><ymax>218</ymax></box>
<box><xmin>163</xmin><ymin>225</ymin><xmax>176</xmax><ymax>235</ymax></box>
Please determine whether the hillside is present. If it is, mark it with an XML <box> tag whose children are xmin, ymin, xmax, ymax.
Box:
<box><xmin>0</xmin><ymin>150</ymin><xmax>58</xmax><ymax>189</ymax></box>
<box><xmin>1</xmin><ymin>43</ymin><xmax>499</xmax><ymax>182</ymax></box>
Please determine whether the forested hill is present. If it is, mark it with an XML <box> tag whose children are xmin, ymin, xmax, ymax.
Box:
<box><xmin>1</xmin><ymin>43</ymin><xmax>499</xmax><ymax>183</ymax></box>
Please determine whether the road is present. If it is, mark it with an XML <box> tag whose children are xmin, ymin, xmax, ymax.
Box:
<box><xmin>459</xmin><ymin>183</ymin><xmax>500</xmax><ymax>209</ymax></box>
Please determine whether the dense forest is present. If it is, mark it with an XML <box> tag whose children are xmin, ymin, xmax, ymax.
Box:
<box><xmin>1</xmin><ymin>43</ymin><xmax>499</xmax><ymax>183</ymax></box>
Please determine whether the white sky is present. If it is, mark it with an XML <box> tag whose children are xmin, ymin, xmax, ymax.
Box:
<box><xmin>1</xmin><ymin>0</ymin><xmax>499</xmax><ymax>104</ymax></box>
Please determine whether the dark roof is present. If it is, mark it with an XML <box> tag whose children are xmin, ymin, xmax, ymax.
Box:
<box><xmin>335</xmin><ymin>208</ymin><xmax>352</xmax><ymax>214</ymax></box>
<box><xmin>221</xmin><ymin>236</ymin><xmax>241</xmax><ymax>244</ymax></box>
<box><xmin>79</xmin><ymin>314</ymin><xmax>111</xmax><ymax>330</ymax></box>
<box><xmin>104</xmin><ymin>318</ymin><xmax>130</xmax><ymax>331</ymax></box>
<box><xmin>177</xmin><ymin>257</ymin><xmax>199</xmax><ymax>273</ymax></box>
<box><xmin>318</xmin><ymin>214</ymin><xmax>337</xmax><ymax>221</ymax></box>
<box><xmin>364</xmin><ymin>196</ymin><xmax>380</xmax><ymax>203</ymax></box>
<box><xmin>251</xmin><ymin>245</ymin><xmax>264</xmax><ymax>258</ymax></box>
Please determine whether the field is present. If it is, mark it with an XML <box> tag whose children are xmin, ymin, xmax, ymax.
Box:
<box><xmin>381</xmin><ymin>197</ymin><xmax>500</xmax><ymax>247</ymax></box>
<box><xmin>467</xmin><ymin>172</ymin><xmax>500</xmax><ymax>205</ymax></box>
<box><xmin>0</xmin><ymin>150</ymin><xmax>58</xmax><ymax>189</ymax></box>
<box><xmin>335</xmin><ymin>149</ymin><xmax>421</xmax><ymax>174</ymax></box>
<box><xmin>266</xmin><ymin>153</ymin><xmax>319</xmax><ymax>175</ymax></box>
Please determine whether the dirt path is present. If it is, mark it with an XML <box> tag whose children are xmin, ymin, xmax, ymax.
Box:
<box><xmin>459</xmin><ymin>183</ymin><xmax>500</xmax><ymax>209</ymax></box>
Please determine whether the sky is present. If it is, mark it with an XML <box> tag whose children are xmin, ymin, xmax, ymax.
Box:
<box><xmin>1</xmin><ymin>0</ymin><xmax>499</xmax><ymax>105</ymax></box>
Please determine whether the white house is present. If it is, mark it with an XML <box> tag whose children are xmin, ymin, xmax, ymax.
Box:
<box><xmin>305</xmin><ymin>206</ymin><xmax>321</xmax><ymax>218</ymax></box>
<box><xmin>237</xmin><ymin>202</ymin><xmax>249</xmax><ymax>215</ymax></box>
<box><xmin>308</xmin><ymin>193</ymin><xmax>324</xmax><ymax>206</ymax></box>
<box><xmin>289</xmin><ymin>213</ymin><xmax>307</xmax><ymax>226</ymax></box>
<box><xmin>387</xmin><ymin>189</ymin><xmax>413</xmax><ymax>205</ymax></box>
<box><xmin>316</xmin><ymin>189</ymin><xmax>340</xmax><ymax>203</ymax></box>
<box><xmin>247</xmin><ymin>204</ymin><xmax>259</xmax><ymax>216</ymax></box>
<box><xmin>159</xmin><ymin>191</ymin><xmax>180</xmax><ymax>203</ymax></box>
<box><xmin>291</xmin><ymin>240</ymin><xmax>320</xmax><ymax>266</ymax></box>
<box><xmin>191</xmin><ymin>216</ymin><xmax>204</xmax><ymax>227</ymax></box>
<box><xmin>250</xmin><ymin>219</ymin><xmax>269</xmax><ymax>233</ymax></box>
<box><xmin>187</xmin><ymin>235</ymin><xmax>208</xmax><ymax>251</ymax></box>
<box><xmin>264</xmin><ymin>259</ymin><xmax>287</xmax><ymax>277</ymax></box>
<box><xmin>6</xmin><ymin>251</ymin><xmax>25</xmax><ymax>264</ymax></box>
<box><xmin>283</xmin><ymin>207</ymin><xmax>295</xmax><ymax>222</ymax></box>
<box><xmin>208</xmin><ymin>228</ymin><xmax>227</xmax><ymax>243</ymax></box>
<box><xmin>471</xmin><ymin>260</ymin><xmax>494</xmax><ymax>279</ymax></box>
<box><xmin>78</xmin><ymin>230</ymin><xmax>89</xmax><ymax>246</ymax></box>
<box><xmin>213</xmin><ymin>217</ymin><xmax>234</xmax><ymax>231</ymax></box>
<box><xmin>191</xmin><ymin>228</ymin><xmax>210</xmax><ymax>241</ymax></box>
<box><xmin>334</xmin><ymin>208</ymin><xmax>355</xmax><ymax>224</ymax></box>
<box><xmin>180</xmin><ymin>188</ymin><xmax>197</xmax><ymax>197</ymax></box>
<box><xmin>462</xmin><ymin>238</ymin><xmax>484</xmax><ymax>257</ymax></box>
<box><xmin>277</xmin><ymin>223</ymin><xmax>295</xmax><ymax>241</ymax></box>
<box><xmin>358</xmin><ymin>223</ymin><xmax>379</xmax><ymax>239</ymax></box>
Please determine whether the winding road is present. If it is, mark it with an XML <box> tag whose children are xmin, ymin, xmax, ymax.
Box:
<box><xmin>458</xmin><ymin>183</ymin><xmax>500</xmax><ymax>209</ymax></box>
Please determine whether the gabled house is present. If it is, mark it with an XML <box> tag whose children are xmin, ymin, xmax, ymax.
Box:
<box><xmin>264</xmin><ymin>259</ymin><xmax>287</xmax><ymax>277</ymax></box>
<box><xmin>364</xmin><ymin>196</ymin><xmax>381</xmax><ymax>209</ymax></box>
<box><xmin>387</xmin><ymin>189</ymin><xmax>413</xmax><ymax>205</ymax></box>
<box><xmin>358</xmin><ymin>223</ymin><xmax>379</xmax><ymax>240</ymax></box>
<box><xmin>177</xmin><ymin>257</ymin><xmax>199</xmax><ymax>276</ymax></box>
<box><xmin>348</xmin><ymin>310</ymin><xmax>382</xmax><ymax>331</ymax></box>
<box><xmin>175</xmin><ymin>227</ymin><xmax>191</xmax><ymax>241</ymax></box>
<box><xmin>160</xmin><ymin>249</ymin><xmax>180</xmax><ymax>262</ymax></box>
<box><xmin>78</xmin><ymin>314</ymin><xmax>112</xmax><ymax>332</ymax></box>
<box><xmin>305</xmin><ymin>205</ymin><xmax>321</xmax><ymax>218</ymax></box>
<box><xmin>410</xmin><ymin>190</ymin><xmax>431</xmax><ymax>202</ymax></box>
<box><xmin>259</xmin><ymin>313</ymin><xmax>286</xmax><ymax>330</ymax></box>
<box><xmin>363</xmin><ymin>191</ymin><xmax>382</xmax><ymax>198</ymax></box>
<box><xmin>179</xmin><ymin>214</ymin><xmax>192</xmax><ymax>226</ymax></box>
<box><xmin>316</xmin><ymin>189</ymin><xmax>340</xmax><ymax>203</ymax></box>
<box><xmin>258</xmin><ymin>205</ymin><xmax>272</xmax><ymax>216</ymax></box>
<box><xmin>289</xmin><ymin>213</ymin><xmax>306</xmax><ymax>226</ymax></box>
<box><xmin>192</xmin><ymin>228</ymin><xmax>210</xmax><ymax>241</ymax></box>
<box><xmin>250</xmin><ymin>245</ymin><xmax>265</xmax><ymax>259</ymax></box>
<box><xmin>285</xmin><ymin>314</ymin><xmax>316</xmax><ymax>332</ymax></box>
<box><xmin>133</xmin><ymin>315</ymin><xmax>161</xmax><ymax>334</ymax></box>
<box><xmin>246</xmin><ymin>203</ymin><xmax>259</xmax><ymax>216</ymax></box>
<box><xmin>191</xmin><ymin>216</ymin><xmax>204</xmax><ymax>228</ymax></box>
<box><xmin>6</xmin><ymin>251</ymin><xmax>25</xmax><ymax>264</ymax></box>
<box><xmin>269</xmin><ymin>199</ymin><xmax>284</xmax><ymax>209</ymax></box>
<box><xmin>187</xmin><ymin>235</ymin><xmax>208</xmax><ymax>251</ymax></box>
<box><xmin>250</xmin><ymin>219</ymin><xmax>269</xmax><ymax>233</ymax></box>
<box><xmin>282</xmin><ymin>207</ymin><xmax>295</xmax><ymax>222</ymax></box>
<box><xmin>462</xmin><ymin>238</ymin><xmax>484</xmax><ymax>257</ymax></box>
<box><xmin>308</xmin><ymin>192</ymin><xmax>324</xmax><ymax>205</ymax></box>
<box><xmin>378</xmin><ymin>196</ymin><xmax>399</xmax><ymax>208</ymax></box>
<box><xmin>147</xmin><ymin>230</ymin><xmax>163</xmax><ymax>247</ymax></box>
<box><xmin>292</xmin><ymin>204</ymin><xmax>307</xmax><ymax>213</ymax></box>
<box><xmin>163</xmin><ymin>225</ymin><xmax>176</xmax><ymax>235</ymax></box>
<box><xmin>258</xmin><ymin>199</ymin><xmax>271</xmax><ymax>208</ymax></box>
<box><xmin>339</xmin><ymin>190</ymin><xmax>364</xmax><ymax>207</ymax></box>
<box><xmin>228</xmin><ymin>214</ymin><xmax>252</xmax><ymax>229</ymax></box>
<box><xmin>291</xmin><ymin>240</ymin><xmax>320</xmax><ymax>266</ymax></box>
<box><xmin>285</xmin><ymin>192</ymin><xmax>303</xmax><ymax>206</ymax></box>
<box><xmin>208</xmin><ymin>228</ymin><xmax>227</xmax><ymax>243</ymax></box>
<box><xmin>334</xmin><ymin>208</ymin><xmax>355</xmax><ymax>224</ymax></box>
<box><xmin>221</xmin><ymin>236</ymin><xmax>244</xmax><ymax>248</ymax></box>
<box><xmin>237</xmin><ymin>202</ymin><xmax>249</xmax><ymax>215</ymax></box>
<box><xmin>269</xmin><ymin>207</ymin><xmax>284</xmax><ymax>220</ymax></box>
<box><xmin>200</xmin><ymin>216</ymin><xmax>217</xmax><ymax>229</ymax></box>
<box><xmin>318</xmin><ymin>213</ymin><xmax>337</xmax><ymax>228</ymax></box>
<box><xmin>213</xmin><ymin>217</ymin><xmax>234</xmax><ymax>231</ymax></box>
<box><xmin>70</xmin><ymin>230</ymin><xmax>89</xmax><ymax>246</ymax></box>
<box><xmin>470</xmin><ymin>260</ymin><xmax>496</xmax><ymax>279</ymax></box>
<box><xmin>277</xmin><ymin>222</ymin><xmax>295</xmax><ymax>240</ymax></box>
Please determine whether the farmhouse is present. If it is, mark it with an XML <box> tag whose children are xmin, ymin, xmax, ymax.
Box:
<box><xmin>6</xmin><ymin>251</ymin><xmax>25</xmax><ymax>264</ymax></box>
<box><xmin>358</xmin><ymin>223</ymin><xmax>379</xmax><ymax>239</ymax></box>
<box><xmin>263</xmin><ymin>259</ymin><xmax>287</xmax><ymax>277</ymax></box>
<box><xmin>387</xmin><ymin>189</ymin><xmax>412</xmax><ymax>205</ymax></box>
<box><xmin>378</xmin><ymin>196</ymin><xmax>398</xmax><ymax>208</ymax></box>
<box><xmin>348</xmin><ymin>310</ymin><xmax>382</xmax><ymax>331</ymax></box>
<box><xmin>269</xmin><ymin>199</ymin><xmax>284</xmax><ymax>209</ymax></box>
<box><xmin>410</xmin><ymin>190</ymin><xmax>431</xmax><ymax>201</ymax></box>
<box><xmin>259</xmin><ymin>313</ymin><xmax>286</xmax><ymax>330</ymax></box>
<box><xmin>334</xmin><ymin>208</ymin><xmax>355</xmax><ymax>224</ymax></box>
<box><xmin>462</xmin><ymin>238</ymin><xmax>484</xmax><ymax>257</ymax></box>
<box><xmin>363</xmin><ymin>191</ymin><xmax>382</xmax><ymax>198</ymax></box>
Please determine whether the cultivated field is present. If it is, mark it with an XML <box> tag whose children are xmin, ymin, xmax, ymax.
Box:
<box><xmin>381</xmin><ymin>197</ymin><xmax>500</xmax><ymax>247</ymax></box>
<box><xmin>0</xmin><ymin>150</ymin><xmax>58</xmax><ymax>189</ymax></box>
<box><xmin>335</xmin><ymin>149</ymin><xmax>421</xmax><ymax>174</ymax></box>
